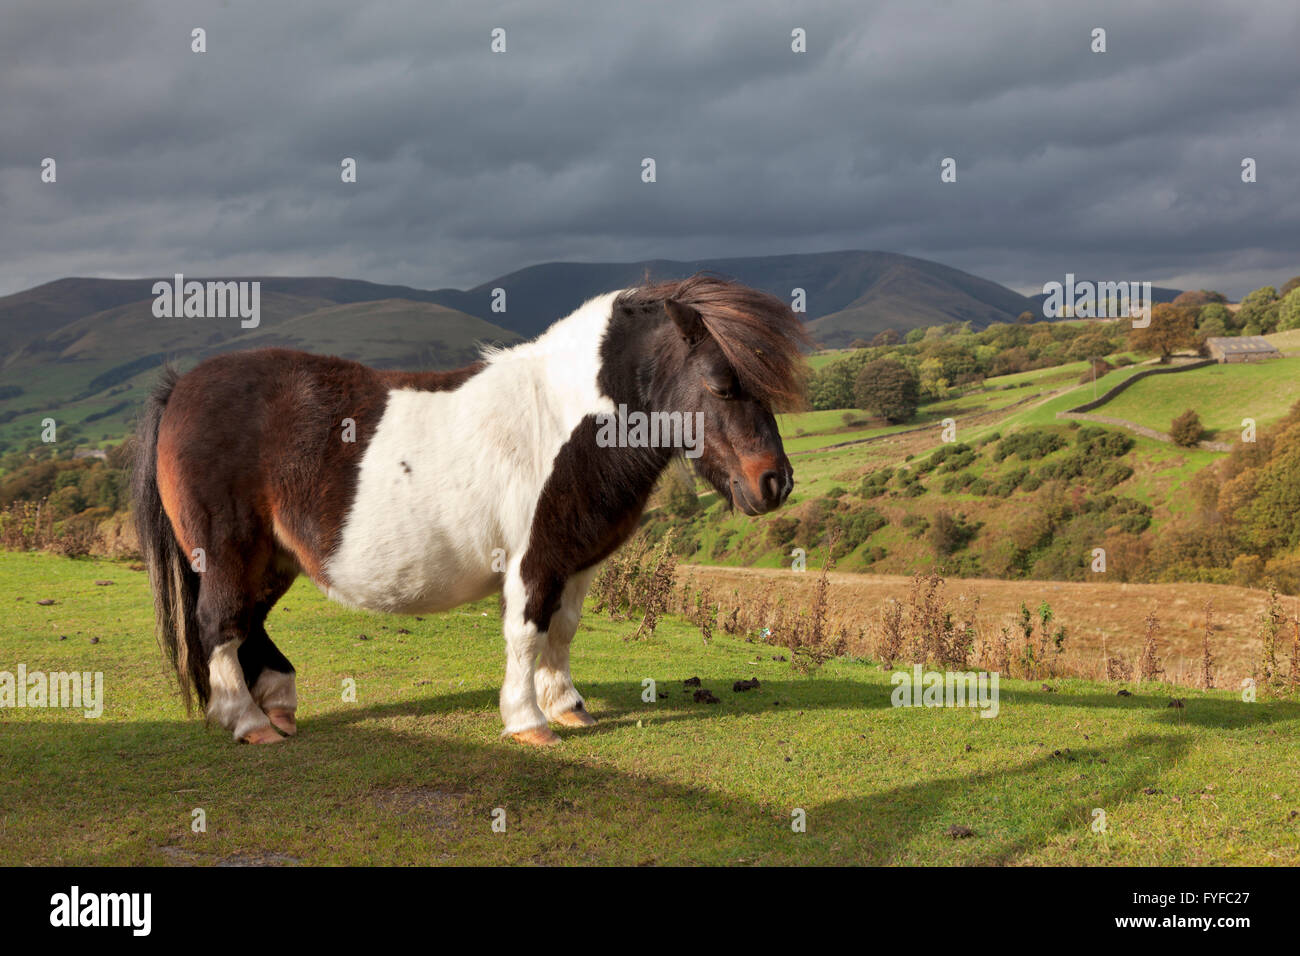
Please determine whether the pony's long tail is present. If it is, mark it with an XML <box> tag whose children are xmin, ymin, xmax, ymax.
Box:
<box><xmin>131</xmin><ymin>367</ymin><xmax>207</xmax><ymax>713</ymax></box>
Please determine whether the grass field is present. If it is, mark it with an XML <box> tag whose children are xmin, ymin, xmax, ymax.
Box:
<box><xmin>2</xmin><ymin>551</ymin><xmax>1297</xmax><ymax>865</ymax></box>
<box><xmin>1095</xmin><ymin>357</ymin><xmax>1300</xmax><ymax>436</ymax></box>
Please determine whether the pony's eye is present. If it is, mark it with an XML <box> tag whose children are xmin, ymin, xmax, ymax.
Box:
<box><xmin>703</xmin><ymin>376</ymin><xmax>737</xmax><ymax>400</ymax></box>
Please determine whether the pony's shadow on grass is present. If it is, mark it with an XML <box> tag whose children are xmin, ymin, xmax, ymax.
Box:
<box><xmin>811</xmin><ymin>732</ymin><xmax>1194</xmax><ymax>865</ymax></box>
<box><xmin>315</xmin><ymin>677</ymin><xmax>897</xmax><ymax>735</ymax></box>
<box><xmin>1003</xmin><ymin>686</ymin><xmax>1300</xmax><ymax>728</ymax></box>
<box><xmin>336</xmin><ymin>676</ymin><xmax>1300</xmax><ymax>736</ymax></box>
<box><xmin>2</xmin><ymin>712</ymin><xmax>1197</xmax><ymax>865</ymax></box>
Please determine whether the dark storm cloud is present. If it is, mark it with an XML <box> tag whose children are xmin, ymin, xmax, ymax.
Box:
<box><xmin>1</xmin><ymin>0</ymin><xmax>1297</xmax><ymax>299</ymax></box>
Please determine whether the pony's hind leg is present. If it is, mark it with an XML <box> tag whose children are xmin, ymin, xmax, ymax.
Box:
<box><xmin>202</xmin><ymin>631</ymin><xmax>280</xmax><ymax>744</ymax></box>
<box><xmin>195</xmin><ymin>548</ymin><xmax>281</xmax><ymax>744</ymax></box>
<box><xmin>534</xmin><ymin>568</ymin><xmax>598</xmax><ymax>729</ymax></box>
<box><xmin>243</xmin><ymin>562</ymin><xmax>299</xmax><ymax>735</ymax></box>
<box><xmin>243</xmin><ymin>631</ymin><xmax>298</xmax><ymax>736</ymax></box>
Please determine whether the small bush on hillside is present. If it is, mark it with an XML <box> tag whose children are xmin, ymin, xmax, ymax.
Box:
<box><xmin>662</xmin><ymin>465</ymin><xmax>701</xmax><ymax>517</ymax></box>
<box><xmin>994</xmin><ymin>429</ymin><xmax>1067</xmax><ymax>462</ymax></box>
<box><xmin>1075</xmin><ymin>427</ymin><xmax>1134</xmax><ymax>458</ymax></box>
<box><xmin>765</xmin><ymin>516</ymin><xmax>800</xmax><ymax>548</ymax></box>
<box><xmin>859</xmin><ymin>467</ymin><xmax>893</xmax><ymax>498</ymax></box>
<box><xmin>987</xmin><ymin>466</ymin><xmax>1030</xmax><ymax>497</ymax></box>
<box><xmin>901</xmin><ymin>514</ymin><xmax>929</xmax><ymax>538</ymax></box>
<box><xmin>1170</xmin><ymin>409</ymin><xmax>1204</xmax><ymax>447</ymax></box>
<box><xmin>794</xmin><ymin>499</ymin><xmax>837</xmax><ymax>550</ymax></box>
<box><xmin>830</xmin><ymin>507</ymin><xmax>886</xmax><ymax>558</ymax></box>
<box><xmin>936</xmin><ymin>447</ymin><xmax>976</xmax><ymax>473</ymax></box>
<box><xmin>928</xmin><ymin>510</ymin><xmax>980</xmax><ymax>555</ymax></box>
<box><xmin>940</xmin><ymin>471</ymin><xmax>976</xmax><ymax>494</ymax></box>
<box><xmin>709</xmin><ymin>531</ymin><xmax>735</xmax><ymax>560</ymax></box>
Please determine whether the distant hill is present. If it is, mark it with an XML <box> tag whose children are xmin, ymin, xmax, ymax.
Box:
<box><xmin>802</xmin><ymin>256</ymin><xmax>1036</xmax><ymax>346</ymax></box>
<box><xmin>0</xmin><ymin>251</ymin><xmax>1044</xmax><ymax>365</ymax></box>
<box><xmin>0</xmin><ymin>282</ymin><xmax>519</xmax><ymax>454</ymax></box>
<box><xmin>450</xmin><ymin>250</ymin><xmax>1037</xmax><ymax>342</ymax></box>
<box><xmin>1025</xmin><ymin>285</ymin><xmax>1184</xmax><ymax>320</ymax></box>
<box><xmin>0</xmin><ymin>276</ymin><xmax>493</xmax><ymax>368</ymax></box>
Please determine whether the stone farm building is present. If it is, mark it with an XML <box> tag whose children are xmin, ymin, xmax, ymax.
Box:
<box><xmin>1205</xmin><ymin>336</ymin><xmax>1281</xmax><ymax>363</ymax></box>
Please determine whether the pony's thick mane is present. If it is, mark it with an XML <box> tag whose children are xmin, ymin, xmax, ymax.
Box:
<box><xmin>617</xmin><ymin>275</ymin><xmax>812</xmax><ymax>411</ymax></box>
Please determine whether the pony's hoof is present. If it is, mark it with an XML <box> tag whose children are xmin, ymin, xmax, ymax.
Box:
<box><xmin>266</xmin><ymin>708</ymin><xmax>297</xmax><ymax>736</ymax></box>
<box><xmin>511</xmin><ymin>726</ymin><xmax>561</xmax><ymax>747</ymax></box>
<box><xmin>552</xmin><ymin>706</ymin><xmax>596</xmax><ymax>728</ymax></box>
<box><xmin>242</xmin><ymin>725</ymin><xmax>285</xmax><ymax>745</ymax></box>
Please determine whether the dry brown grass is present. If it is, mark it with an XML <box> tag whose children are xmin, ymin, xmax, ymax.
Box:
<box><xmin>683</xmin><ymin>564</ymin><xmax>1292</xmax><ymax>686</ymax></box>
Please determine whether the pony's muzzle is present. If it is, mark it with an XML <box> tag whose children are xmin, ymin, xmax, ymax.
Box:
<box><xmin>731</xmin><ymin>462</ymin><xmax>792</xmax><ymax>515</ymax></box>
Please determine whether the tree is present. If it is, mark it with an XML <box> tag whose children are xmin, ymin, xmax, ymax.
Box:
<box><xmin>1173</xmin><ymin>289</ymin><xmax>1226</xmax><ymax>309</ymax></box>
<box><xmin>871</xmin><ymin>328</ymin><xmax>901</xmax><ymax>347</ymax></box>
<box><xmin>1016</xmin><ymin>310</ymin><xmax>1036</xmax><ymax>325</ymax></box>
<box><xmin>1130</xmin><ymin>303</ymin><xmax>1197</xmax><ymax>363</ymax></box>
<box><xmin>1236</xmin><ymin>286</ymin><xmax>1280</xmax><ymax>334</ymax></box>
<box><xmin>1170</xmin><ymin>409</ymin><xmax>1204</xmax><ymax>447</ymax></box>
<box><xmin>1281</xmin><ymin>276</ymin><xmax>1300</xmax><ymax>298</ymax></box>
<box><xmin>1198</xmin><ymin>302</ymin><xmax>1232</xmax><ymax>334</ymax></box>
<box><xmin>807</xmin><ymin>350</ymin><xmax>874</xmax><ymax>409</ymax></box>
<box><xmin>1277</xmin><ymin>288</ymin><xmax>1300</xmax><ymax>332</ymax></box>
<box><xmin>662</xmin><ymin>463</ymin><xmax>700</xmax><ymax>517</ymax></box>
<box><xmin>1198</xmin><ymin>312</ymin><xmax>1228</xmax><ymax>338</ymax></box>
<box><xmin>853</xmin><ymin>359</ymin><xmax>920</xmax><ymax>423</ymax></box>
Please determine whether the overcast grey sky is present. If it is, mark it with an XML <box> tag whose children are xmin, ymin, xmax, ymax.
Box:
<box><xmin>2</xmin><ymin>0</ymin><xmax>1297</xmax><ymax>299</ymax></box>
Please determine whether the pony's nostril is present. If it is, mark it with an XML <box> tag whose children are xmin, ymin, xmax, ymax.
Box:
<box><xmin>760</xmin><ymin>470</ymin><xmax>781</xmax><ymax>503</ymax></box>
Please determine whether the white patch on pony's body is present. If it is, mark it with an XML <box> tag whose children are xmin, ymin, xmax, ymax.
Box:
<box><xmin>324</xmin><ymin>292</ymin><xmax>619</xmax><ymax>614</ymax></box>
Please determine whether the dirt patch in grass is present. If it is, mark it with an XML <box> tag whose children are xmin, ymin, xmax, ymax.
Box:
<box><xmin>371</xmin><ymin>787</ymin><xmax>469</xmax><ymax>829</ymax></box>
<box><xmin>156</xmin><ymin>846</ymin><xmax>302</xmax><ymax>866</ymax></box>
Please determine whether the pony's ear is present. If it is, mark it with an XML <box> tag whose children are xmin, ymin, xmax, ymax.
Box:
<box><xmin>665</xmin><ymin>298</ymin><xmax>707</xmax><ymax>347</ymax></box>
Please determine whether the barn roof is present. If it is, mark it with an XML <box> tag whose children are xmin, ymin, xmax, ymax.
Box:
<box><xmin>1205</xmin><ymin>336</ymin><xmax>1280</xmax><ymax>354</ymax></box>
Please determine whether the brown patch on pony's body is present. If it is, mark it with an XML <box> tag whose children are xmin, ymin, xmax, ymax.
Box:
<box><xmin>156</xmin><ymin>348</ymin><xmax>483</xmax><ymax>587</ymax></box>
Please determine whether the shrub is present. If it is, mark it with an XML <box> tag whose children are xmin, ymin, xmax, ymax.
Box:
<box><xmin>994</xmin><ymin>429</ymin><xmax>1067</xmax><ymax>462</ymax></box>
<box><xmin>766</xmin><ymin>516</ymin><xmax>800</xmax><ymax>548</ymax></box>
<box><xmin>859</xmin><ymin>467</ymin><xmax>893</xmax><ymax>498</ymax></box>
<box><xmin>928</xmin><ymin>510</ymin><xmax>980</xmax><ymax>555</ymax></box>
<box><xmin>1170</xmin><ymin>409</ymin><xmax>1204</xmax><ymax>447</ymax></box>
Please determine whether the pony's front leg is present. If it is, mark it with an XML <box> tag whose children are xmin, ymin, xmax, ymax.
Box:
<box><xmin>534</xmin><ymin>568</ymin><xmax>597</xmax><ymax>728</ymax></box>
<box><xmin>500</xmin><ymin>563</ymin><xmax>559</xmax><ymax>746</ymax></box>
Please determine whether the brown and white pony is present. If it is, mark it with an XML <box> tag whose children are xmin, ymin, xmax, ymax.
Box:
<box><xmin>132</xmin><ymin>275</ymin><xmax>808</xmax><ymax>746</ymax></box>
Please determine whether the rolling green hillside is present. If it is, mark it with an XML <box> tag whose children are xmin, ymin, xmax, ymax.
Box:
<box><xmin>643</xmin><ymin>345</ymin><xmax>1300</xmax><ymax>591</ymax></box>
<box><xmin>1093</xmin><ymin>357</ymin><xmax>1300</xmax><ymax>435</ymax></box>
